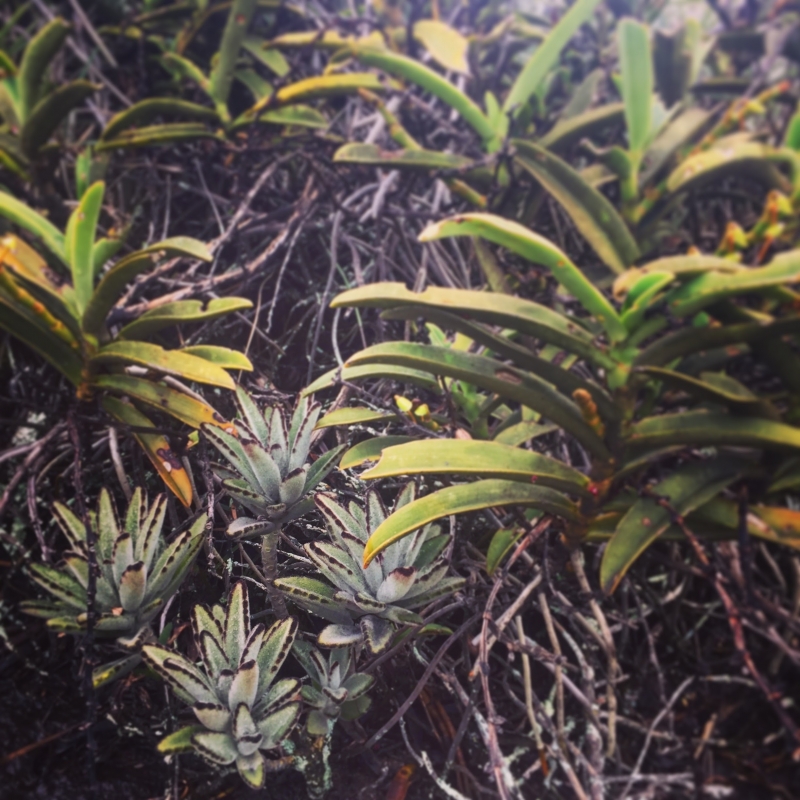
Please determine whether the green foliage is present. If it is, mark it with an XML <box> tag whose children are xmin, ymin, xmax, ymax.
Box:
<box><xmin>276</xmin><ymin>486</ymin><xmax>464</xmax><ymax>654</ymax></box>
<box><xmin>143</xmin><ymin>582</ymin><xmax>300</xmax><ymax>789</ymax></box>
<box><xmin>20</xmin><ymin>487</ymin><xmax>205</xmax><ymax>687</ymax></box>
<box><xmin>0</xmin><ymin>186</ymin><xmax>252</xmax><ymax>503</ymax></box>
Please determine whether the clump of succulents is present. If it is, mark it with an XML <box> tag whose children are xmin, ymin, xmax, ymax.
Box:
<box><xmin>142</xmin><ymin>581</ymin><xmax>300</xmax><ymax>789</ymax></box>
<box><xmin>21</xmin><ymin>487</ymin><xmax>205</xmax><ymax>685</ymax></box>
<box><xmin>293</xmin><ymin>642</ymin><xmax>374</xmax><ymax>735</ymax></box>
<box><xmin>202</xmin><ymin>388</ymin><xmax>342</xmax><ymax>538</ymax></box>
<box><xmin>276</xmin><ymin>485</ymin><xmax>465</xmax><ymax>654</ymax></box>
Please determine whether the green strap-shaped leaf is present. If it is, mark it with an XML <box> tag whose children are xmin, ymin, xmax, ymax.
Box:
<box><xmin>315</xmin><ymin>407</ymin><xmax>397</xmax><ymax>429</ymax></box>
<box><xmin>96</xmin><ymin>123</ymin><xmax>223</xmax><ymax>152</ymax></box>
<box><xmin>0</xmin><ymin>293</ymin><xmax>82</xmax><ymax>385</ymax></box>
<box><xmin>413</xmin><ymin>19</ymin><xmax>470</xmax><ymax>74</ymax></box>
<box><xmin>0</xmin><ymin>189</ymin><xmax>66</xmax><ymax>264</ymax></box>
<box><xmin>101</xmin><ymin>98</ymin><xmax>220</xmax><ymax>141</ymax></box>
<box><xmin>274</xmin><ymin>73</ymin><xmax>385</xmax><ymax>106</ymax></box>
<box><xmin>330</xmin><ymin>282</ymin><xmax>617</xmax><ymax>370</ymax></box>
<box><xmin>18</xmin><ymin>17</ymin><xmax>70</xmax><ymax>120</ymax></box>
<box><xmin>82</xmin><ymin>236</ymin><xmax>212</xmax><ymax>334</ymax></box>
<box><xmin>503</xmin><ymin>0</ymin><xmax>602</xmax><ymax>116</ymax></box>
<box><xmin>613</xmin><ymin>254</ymin><xmax>740</xmax><ymax>297</ymax></box>
<box><xmin>363</xmin><ymin>478</ymin><xmax>582</xmax><ymax>565</ymax></box>
<box><xmin>179</xmin><ymin>345</ymin><xmax>253</xmax><ymax>371</ymax></box>
<box><xmin>618</xmin><ymin>18</ymin><xmax>653</xmax><ymax>157</ymax></box>
<box><xmin>600</xmin><ymin>458</ymin><xmax>745</xmax><ymax>593</ymax></box>
<box><xmin>69</xmin><ymin>181</ymin><xmax>105</xmax><ymax>313</ymax></box>
<box><xmin>102</xmin><ymin>396</ymin><xmax>193</xmax><ymax>507</ymax></box>
<box><xmin>420</xmin><ymin>212</ymin><xmax>626</xmax><ymax>342</ymax></box>
<box><xmin>20</xmin><ymin>80</ymin><xmax>97</xmax><ymax>158</ymax></box>
<box><xmin>242</xmin><ymin>37</ymin><xmax>289</xmax><ymax>76</ymax></box>
<box><xmin>333</xmin><ymin>142</ymin><xmax>475</xmax><ymax>171</ymax></box>
<box><xmin>626</xmin><ymin>410</ymin><xmax>800</xmax><ymax>453</ymax></box>
<box><xmin>303</xmin><ymin>363</ymin><xmax>442</xmax><ymax>397</ymax></box>
<box><xmin>92</xmin><ymin>341</ymin><xmax>236</xmax><ymax>389</ymax></box>
<box><xmin>94</xmin><ymin>374</ymin><xmax>232</xmax><ymax>430</ymax></box>
<box><xmin>351</xmin><ymin>46</ymin><xmax>498</xmax><ymax>149</ymax></box>
<box><xmin>639</xmin><ymin>107</ymin><xmax>710</xmax><ymax>187</ymax></box>
<box><xmin>209</xmin><ymin>0</ymin><xmax>258</xmax><ymax>106</ymax></box>
<box><xmin>380</xmin><ymin>305</ymin><xmax>619</xmax><ymax>422</ymax></box>
<box><xmin>161</xmin><ymin>52</ymin><xmax>212</xmax><ymax>96</ymax></box>
<box><xmin>513</xmin><ymin>140</ymin><xmax>639</xmax><ymax>274</ymax></box>
<box><xmin>258</xmin><ymin>105</ymin><xmax>327</xmax><ymax>128</ymax></box>
<box><xmin>345</xmin><ymin>342</ymin><xmax>611</xmax><ymax>460</ymax></box>
<box><xmin>540</xmin><ymin>103</ymin><xmax>625</xmax><ymax>153</ymax></box>
<box><xmin>118</xmin><ymin>297</ymin><xmax>253</xmax><ymax>339</ymax></box>
<box><xmin>360</xmin><ymin>439</ymin><xmax>591</xmax><ymax>495</ymax></box>
<box><xmin>667</xmin><ymin>249</ymin><xmax>800</xmax><ymax>317</ymax></box>
<box><xmin>339</xmin><ymin>436</ymin><xmax>417</xmax><ymax>470</ymax></box>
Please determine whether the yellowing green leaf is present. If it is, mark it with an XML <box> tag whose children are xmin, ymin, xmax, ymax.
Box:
<box><xmin>413</xmin><ymin>20</ymin><xmax>470</xmax><ymax>75</ymax></box>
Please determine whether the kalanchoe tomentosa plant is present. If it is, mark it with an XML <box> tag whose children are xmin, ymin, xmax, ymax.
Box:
<box><xmin>20</xmin><ymin>487</ymin><xmax>206</xmax><ymax>686</ymax></box>
<box><xmin>203</xmin><ymin>388</ymin><xmax>343</xmax><ymax>538</ymax></box>
<box><xmin>276</xmin><ymin>485</ymin><xmax>465</xmax><ymax>654</ymax></box>
<box><xmin>293</xmin><ymin>642</ymin><xmax>374</xmax><ymax>735</ymax></box>
<box><xmin>142</xmin><ymin>581</ymin><xmax>300</xmax><ymax>790</ymax></box>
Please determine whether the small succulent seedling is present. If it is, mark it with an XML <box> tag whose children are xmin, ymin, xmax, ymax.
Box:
<box><xmin>142</xmin><ymin>581</ymin><xmax>300</xmax><ymax>789</ymax></box>
<box><xmin>293</xmin><ymin>642</ymin><xmax>373</xmax><ymax>735</ymax></box>
<box><xmin>276</xmin><ymin>486</ymin><xmax>465</xmax><ymax>654</ymax></box>
<box><xmin>203</xmin><ymin>388</ymin><xmax>343</xmax><ymax>539</ymax></box>
<box><xmin>21</xmin><ymin>487</ymin><xmax>206</xmax><ymax>686</ymax></box>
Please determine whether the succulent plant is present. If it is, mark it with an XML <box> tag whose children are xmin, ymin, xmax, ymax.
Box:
<box><xmin>21</xmin><ymin>487</ymin><xmax>205</xmax><ymax>685</ymax></box>
<box><xmin>202</xmin><ymin>388</ymin><xmax>343</xmax><ymax>539</ymax></box>
<box><xmin>293</xmin><ymin>642</ymin><xmax>374</xmax><ymax>735</ymax></box>
<box><xmin>276</xmin><ymin>486</ymin><xmax>465</xmax><ymax>654</ymax></box>
<box><xmin>142</xmin><ymin>581</ymin><xmax>301</xmax><ymax>789</ymax></box>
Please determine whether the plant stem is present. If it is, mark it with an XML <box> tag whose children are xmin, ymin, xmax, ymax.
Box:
<box><xmin>261</xmin><ymin>531</ymin><xmax>288</xmax><ymax>619</ymax></box>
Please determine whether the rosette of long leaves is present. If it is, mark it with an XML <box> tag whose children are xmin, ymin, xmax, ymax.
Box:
<box><xmin>293</xmin><ymin>642</ymin><xmax>373</xmax><ymax>735</ymax></box>
<box><xmin>276</xmin><ymin>486</ymin><xmax>465</xmax><ymax>654</ymax></box>
<box><xmin>142</xmin><ymin>582</ymin><xmax>300</xmax><ymax>789</ymax></box>
<box><xmin>20</xmin><ymin>487</ymin><xmax>205</xmax><ymax>685</ymax></box>
<box><xmin>203</xmin><ymin>388</ymin><xmax>343</xmax><ymax>538</ymax></box>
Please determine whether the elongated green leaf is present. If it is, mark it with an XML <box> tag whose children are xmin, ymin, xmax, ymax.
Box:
<box><xmin>69</xmin><ymin>181</ymin><xmax>105</xmax><ymax>313</ymax></box>
<box><xmin>345</xmin><ymin>342</ymin><xmax>611</xmax><ymax>460</ymax></box>
<box><xmin>303</xmin><ymin>363</ymin><xmax>442</xmax><ymax>397</ymax></box>
<box><xmin>613</xmin><ymin>254</ymin><xmax>740</xmax><ymax>298</ymax></box>
<box><xmin>209</xmin><ymin>0</ymin><xmax>258</xmax><ymax>106</ymax></box>
<box><xmin>101</xmin><ymin>99</ymin><xmax>220</xmax><ymax>141</ymax></box>
<box><xmin>540</xmin><ymin>103</ymin><xmax>624</xmax><ymax>153</ymax></box>
<box><xmin>330</xmin><ymin>282</ymin><xmax>617</xmax><ymax>370</ymax></box>
<box><xmin>640</xmin><ymin>107</ymin><xmax>710</xmax><ymax>186</ymax></box>
<box><xmin>364</xmin><ymin>479</ymin><xmax>582</xmax><ymax>565</ymax></box>
<box><xmin>118</xmin><ymin>297</ymin><xmax>252</xmax><ymax>339</ymax></box>
<box><xmin>103</xmin><ymin>396</ymin><xmax>193</xmax><ymax>506</ymax></box>
<box><xmin>667</xmin><ymin>249</ymin><xmax>800</xmax><ymax>317</ymax></box>
<box><xmin>627</xmin><ymin>410</ymin><xmax>800</xmax><ymax>453</ymax></box>
<box><xmin>20</xmin><ymin>80</ymin><xmax>97</xmax><ymax>157</ymax></box>
<box><xmin>503</xmin><ymin>0</ymin><xmax>602</xmax><ymax>116</ymax></box>
<box><xmin>339</xmin><ymin>436</ymin><xmax>416</xmax><ymax>470</ymax></box>
<box><xmin>413</xmin><ymin>20</ymin><xmax>470</xmax><ymax>74</ymax></box>
<box><xmin>0</xmin><ymin>294</ymin><xmax>82</xmax><ymax>385</ymax></box>
<box><xmin>18</xmin><ymin>17</ymin><xmax>70</xmax><ymax>120</ymax></box>
<box><xmin>179</xmin><ymin>345</ymin><xmax>253</xmax><ymax>371</ymax></box>
<box><xmin>513</xmin><ymin>140</ymin><xmax>639</xmax><ymax>274</ymax></box>
<box><xmin>493</xmin><ymin>420</ymin><xmax>556</xmax><ymax>446</ymax></box>
<box><xmin>381</xmin><ymin>305</ymin><xmax>618</xmax><ymax>422</ymax></box>
<box><xmin>92</xmin><ymin>341</ymin><xmax>236</xmax><ymax>389</ymax></box>
<box><xmin>600</xmin><ymin>458</ymin><xmax>744</xmax><ymax>593</ymax></box>
<box><xmin>161</xmin><ymin>52</ymin><xmax>212</xmax><ymax>96</ymax></box>
<box><xmin>82</xmin><ymin>237</ymin><xmax>212</xmax><ymax>334</ymax></box>
<box><xmin>664</xmin><ymin>139</ymin><xmax>794</xmax><ymax>197</ymax></box>
<box><xmin>0</xmin><ymin>189</ymin><xmax>66</xmax><ymax>264</ymax></box>
<box><xmin>315</xmin><ymin>407</ymin><xmax>396</xmax><ymax>429</ymax></box>
<box><xmin>361</xmin><ymin>439</ymin><xmax>590</xmax><ymax>494</ymax></box>
<box><xmin>94</xmin><ymin>374</ymin><xmax>232</xmax><ymax>430</ymax></box>
<box><xmin>96</xmin><ymin>122</ymin><xmax>222</xmax><ymax>152</ymax></box>
<box><xmin>420</xmin><ymin>212</ymin><xmax>626</xmax><ymax>341</ymax></box>
<box><xmin>351</xmin><ymin>46</ymin><xmax>498</xmax><ymax>149</ymax></box>
<box><xmin>334</xmin><ymin>142</ymin><xmax>475</xmax><ymax>171</ymax></box>
<box><xmin>258</xmin><ymin>105</ymin><xmax>327</xmax><ymax>128</ymax></box>
<box><xmin>486</xmin><ymin>527</ymin><xmax>525</xmax><ymax>576</ymax></box>
<box><xmin>157</xmin><ymin>725</ymin><xmax>203</xmax><ymax>754</ymax></box>
<box><xmin>242</xmin><ymin>37</ymin><xmax>289</xmax><ymax>76</ymax></box>
<box><xmin>277</xmin><ymin>73</ymin><xmax>385</xmax><ymax>107</ymax></box>
<box><xmin>618</xmin><ymin>19</ymin><xmax>653</xmax><ymax>156</ymax></box>
<box><xmin>637</xmin><ymin>366</ymin><xmax>775</xmax><ymax>415</ymax></box>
